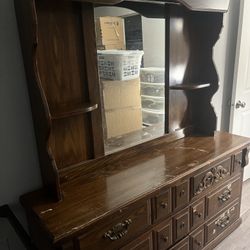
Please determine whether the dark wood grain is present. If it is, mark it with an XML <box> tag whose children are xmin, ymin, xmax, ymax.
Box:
<box><xmin>14</xmin><ymin>0</ymin><xmax>62</xmax><ymax>199</ymax></box>
<box><xmin>81</xmin><ymin>3</ymin><xmax>105</xmax><ymax>158</ymax></box>
<box><xmin>51</xmin><ymin>103</ymin><xmax>98</xmax><ymax>120</ymax></box>
<box><xmin>20</xmin><ymin>132</ymin><xmax>250</xmax><ymax>244</ymax></box>
<box><xmin>120</xmin><ymin>232</ymin><xmax>153</xmax><ymax>250</ymax></box>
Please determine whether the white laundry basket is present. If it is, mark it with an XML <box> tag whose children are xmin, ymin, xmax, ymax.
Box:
<box><xmin>97</xmin><ymin>50</ymin><xmax>144</xmax><ymax>81</ymax></box>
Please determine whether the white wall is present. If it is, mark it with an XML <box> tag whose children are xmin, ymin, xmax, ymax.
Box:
<box><xmin>142</xmin><ymin>17</ymin><xmax>165</xmax><ymax>68</ymax></box>
<box><xmin>213</xmin><ymin>0</ymin><xmax>241</xmax><ymax>131</ymax></box>
<box><xmin>0</xmin><ymin>0</ymin><xmax>42</xmax><ymax>247</ymax></box>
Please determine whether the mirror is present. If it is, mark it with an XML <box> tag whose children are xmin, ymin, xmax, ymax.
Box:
<box><xmin>94</xmin><ymin>6</ymin><xmax>166</xmax><ymax>154</ymax></box>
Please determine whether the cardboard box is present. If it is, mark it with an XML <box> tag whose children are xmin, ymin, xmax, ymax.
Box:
<box><xmin>105</xmin><ymin>107</ymin><xmax>142</xmax><ymax>139</ymax></box>
<box><xmin>96</xmin><ymin>16</ymin><xmax>125</xmax><ymax>48</ymax></box>
<box><xmin>102</xmin><ymin>78</ymin><xmax>141</xmax><ymax>110</ymax></box>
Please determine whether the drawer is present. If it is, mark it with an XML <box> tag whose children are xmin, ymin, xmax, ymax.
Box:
<box><xmin>173</xmin><ymin>180</ymin><xmax>189</xmax><ymax>210</ymax></box>
<box><xmin>205</xmin><ymin>201</ymin><xmax>240</xmax><ymax>244</ymax></box>
<box><xmin>153</xmin><ymin>219</ymin><xmax>172</xmax><ymax>250</ymax></box>
<box><xmin>191</xmin><ymin>157</ymin><xmax>231</xmax><ymax>198</ymax></box>
<box><xmin>169</xmin><ymin>237</ymin><xmax>189</xmax><ymax>250</ymax></box>
<box><xmin>173</xmin><ymin>207</ymin><xmax>190</xmax><ymax>243</ymax></box>
<box><xmin>76</xmin><ymin>200</ymin><xmax>151</xmax><ymax>250</ymax></box>
<box><xmin>232</xmin><ymin>152</ymin><xmax>243</xmax><ymax>174</ymax></box>
<box><xmin>153</xmin><ymin>188</ymin><xmax>171</xmax><ymax>221</ymax></box>
<box><xmin>206</xmin><ymin>177</ymin><xmax>241</xmax><ymax>218</ymax></box>
<box><xmin>120</xmin><ymin>232</ymin><xmax>153</xmax><ymax>250</ymax></box>
<box><xmin>190</xmin><ymin>228</ymin><xmax>204</xmax><ymax>250</ymax></box>
<box><xmin>190</xmin><ymin>199</ymin><xmax>205</xmax><ymax>230</ymax></box>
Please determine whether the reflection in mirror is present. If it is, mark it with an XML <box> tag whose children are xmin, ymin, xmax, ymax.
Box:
<box><xmin>94</xmin><ymin>6</ymin><xmax>165</xmax><ymax>154</ymax></box>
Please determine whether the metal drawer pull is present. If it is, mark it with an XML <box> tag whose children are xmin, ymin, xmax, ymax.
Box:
<box><xmin>194</xmin><ymin>165</ymin><xmax>229</xmax><ymax>195</ymax></box>
<box><xmin>218</xmin><ymin>188</ymin><xmax>232</xmax><ymax>203</ymax></box>
<box><xmin>216</xmin><ymin>214</ymin><xmax>230</xmax><ymax>228</ymax></box>
<box><xmin>162</xmin><ymin>236</ymin><xmax>169</xmax><ymax>242</ymax></box>
<box><xmin>160</xmin><ymin>202</ymin><xmax>168</xmax><ymax>209</ymax></box>
<box><xmin>195</xmin><ymin>239</ymin><xmax>202</xmax><ymax>246</ymax></box>
<box><xmin>194</xmin><ymin>210</ymin><xmax>202</xmax><ymax>218</ymax></box>
<box><xmin>180</xmin><ymin>189</ymin><xmax>185</xmax><ymax>196</ymax></box>
<box><xmin>180</xmin><ymin>222</ymin><xmax>185</xmax><ymax>229</ymax></box>
<box><xmin>104</xmin><ymin>219</ymin><xmax>132</xmax><ymax>241</ymax></box>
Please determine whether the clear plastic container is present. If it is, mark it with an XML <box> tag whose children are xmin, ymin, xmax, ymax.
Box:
<box><xmin>142</xmin><ymin>109</ymin><xmax>165</xmax><ymax>126</ymax></box>
<box><xmin>141</xmin><ymin>95</ymin><xmax>165</xmax><ymax>111</ymax></box>
<box><xmin>97</xmin><ymin>50</ymin><xmax>144</xmax><ymax>81</ymax></box>
<box><xmin>140</xmin><ymin>67</ymin><xmax>165</xmax><ymax>83</ymax></box>
<box><xmin>141</xmin><ymin>82</ymin><xmax>165</xmax><ymax>97</ymax></box>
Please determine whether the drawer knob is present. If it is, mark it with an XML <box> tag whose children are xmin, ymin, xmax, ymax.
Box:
<box><xmin>218</xmin><ymin>188</ymin><xmax>232</xmax><ymax>203</ymax></box>
<box><xmin>236</xmin><ymin>159</ymin><xmax>242</xmax><ymax>165</ymax></box>
<box><xmin>180</xmin><ymin>222</ymin><xmax>185</xmax><ymax>229</ymax></box>
<box><xmin>162</xmin><ymin>236</ymin><xmax>169</xmax><ymax>242</ymax></box>
<box><xmin>180</xmin><ymin>189</ymin><xmax>185</xmax><ymax>196</ymax></box>
<box><xmin>104</xmin><ymin>219</ymin><xmax>132</xmax><ymax>241</ymax></box>
<box><xmin>160</xmin><ymin>202</ymin><xmax>168</xmax><ymax>209</ymax></box>
<box><xmin>195</xmin><ymin>240</ymin><xmax>202</xmax><ymax>246</ymax></box>
<box><xmin>194</xmin><ymin>210</ymin><xmax>202</xmax><ymax>218</ymax></box>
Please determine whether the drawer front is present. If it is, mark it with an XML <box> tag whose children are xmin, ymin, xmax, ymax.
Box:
<box><xmin>170</xmin><ymin>237</ymin><xmax>189</xmax><ymax>250</ymax></box>
<box><xmin>206</xmin><ymin>177</ymin><xmax>241</xmax><ymax>218</ymax></box>
<box><xmin>232</xmin><ymin>152</ymin><xmax>243</xmax><ymax>174</ymax></box>
<box><xmin>192</xmin><ymin>157</ymin><xmax>231</xmax><ymax>198</ymax></box>
<box><xmin>154</xmin><ymin>219</ymin><xmax>172</xmax><ymax>250</ymax></box>
<box><xmin>120</xmin><ymin>232</ymin><xmax>153</xmax><ymax>250</ymax></box>
<box><xmin>190</xmin><ymin>228</ymin><xmax>204</xmax><ymax>250</ymax></box>
<box><xmin>173</xmin><ymin>208</ymin><xmax>190</xmax><ymax>243</ymax></box>
<box><xmin>174</xmin><ymin>180</ymin><xmax>189</xmax><ymax>210</ymax></box>
<box><xmin>154</xmin><ymin>188</ymin><xmax>172</xmax><ymax>221</ymax></box>
<box><xmin>77</xmin><ymin>200</ymin><xmax>151</xmax><ymax>250</ymax></box>
<box><xmin>205</xmin><ymin>201</ymin><xmax>240</xmax><ymax>244</ymax></box>
<box><xmin>190</xmin><ymin>199</ymin><xmax>205</xmax><ymax>230</ymax></box>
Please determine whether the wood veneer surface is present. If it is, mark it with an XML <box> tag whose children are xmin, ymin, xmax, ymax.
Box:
<box><xmin>21</xmin><ymin>132</ymin><xmax>250</xmax><ymax>243</ymax></box>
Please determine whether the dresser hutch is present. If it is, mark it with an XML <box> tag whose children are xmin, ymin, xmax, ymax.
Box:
<box><xmin>15</xmin><ymin>0</ymin><xmax>250</xmax><ymax>249</ymax></box>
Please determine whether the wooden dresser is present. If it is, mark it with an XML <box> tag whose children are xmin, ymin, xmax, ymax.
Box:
<box><xmin>14</xmin><ymin>0</ymin><xmax>250</xmax><ymax>249</ymax></box>
<box><xmin>21</xmin><ymin>132</ymin><xmax>250</xmax><ymax>249</ymax></box>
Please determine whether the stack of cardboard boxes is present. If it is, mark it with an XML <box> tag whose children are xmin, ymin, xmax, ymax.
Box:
<box><xmin>101</xmin><ymin>79</ymin><xmax>142</xmax><ymax>139</ymax></box>
<box><xmin>96</xmin><ymin>16</ymin><xmax>143</xmax><ymax>139</ymax></box>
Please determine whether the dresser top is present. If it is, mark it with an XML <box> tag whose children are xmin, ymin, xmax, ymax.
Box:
<box><xmin>21</xmin><ymin>132</ymin><xmax>250</xmax><ymax>243</ymax></box>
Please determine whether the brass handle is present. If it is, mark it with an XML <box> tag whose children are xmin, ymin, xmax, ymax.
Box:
<box><xmin>104</xmin><ymin>219</ymin><xmax>132</xmax><ymax>241</ymax></box>
<box><xmin>160</xmin><ymin>202</ymin><xmax>168</xmax><ymax>209</ymax></box>
<box><xmin>218</xmin><ymin>188</ymin><xmax>232</xmax><ymax>203</ymax></box>
<box><xmin>216</xmin><ymin>215</ymin><xmax>230</xmax><ymax>228</ymax></box>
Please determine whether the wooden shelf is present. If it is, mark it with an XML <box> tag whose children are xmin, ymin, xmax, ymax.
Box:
<box><xmin>169</xmin><ymin>83</ymin><xmax>211</xmax><ymax>91</ymax></box>
<box><xmin>51</xmin><ymin>103</ymin><xmax>98</xmax><ymax>120</ymax></box>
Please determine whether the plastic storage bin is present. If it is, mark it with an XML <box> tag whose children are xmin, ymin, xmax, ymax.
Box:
<box><xmin>141</xmin><ymin>95</ymin><xmax>165</xmax><ymax>111</ymax></box>
<box><xmin>97</xmin><ymin>50</ymin><xmax>144</xmax><ymax>81</ymax></box>
<box><xmin>142</xmin><ymin>109</ymin><xmax>164</xmax><ymax>125</ymax></box>
<box><xmin>141</xmin><ymin>82</ymin><xmax>165</xmax><ymax>97</ymax></box>
<box><xmin>140</xmin><ymin>67</ymin><xmax>165</xmax><ymax>83</ymax></box>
